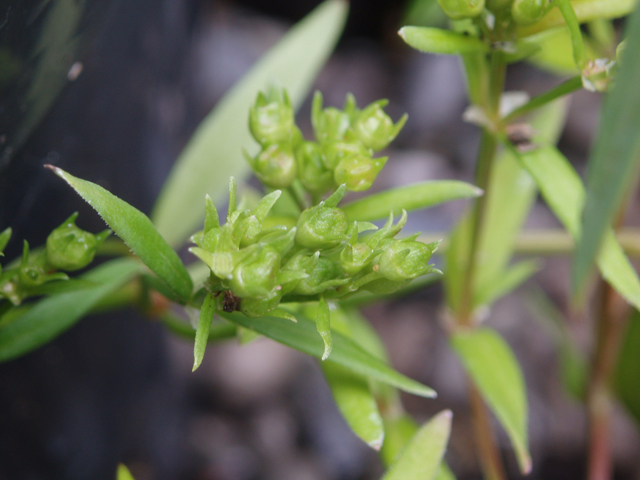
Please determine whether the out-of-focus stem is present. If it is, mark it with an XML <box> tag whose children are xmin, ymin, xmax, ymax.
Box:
<box><xmin>587</xmin><ymin>281</ymin><xmax>628</xmax><ymax>480</ymax></box>
<box><xmin>468</xmin><ymin>381</ymin><xmax>508</xmax><ymax>480</ymax></box>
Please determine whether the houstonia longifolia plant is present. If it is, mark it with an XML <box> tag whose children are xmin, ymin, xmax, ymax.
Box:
<box><xmin>190</xmin><ymin>88</ymin><xmax>438</xmax><ymax>363</ymax></box>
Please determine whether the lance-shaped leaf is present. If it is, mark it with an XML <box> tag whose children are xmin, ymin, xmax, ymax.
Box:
<box><xmin>555</xmin><ymin>0</ymin><xmax>587</xmax><ymax>68</ymax></box>
<box><xmin>322</xmin><ymin>362</ymin><xmax>385</xmax><ymax>449</ymax></box>
<box><xmin>192</xmin><ymin>292</ymin><xmax>216</xmax><ymax>371</ymax></box>
<box><xmin>151</xmin><ymin>0</ymin><xmax>348</xmax><ymax>247</ymax></box>
<box><xmin>573</xmin><ymin>5</ymin><xmax>640</xmax><ymax>301</ymax></box>
<box><xmin>319</xmin><ymin>305</ymin><xmax>385</xmax><ymax>450</ymax></box>
<box><xmin>515</xmin><ymin>146</ymin><xmax>640</xmax><ymax>311</ymax></box>
<box><xmin>382</xmin><ymin>410</ymin><xmax>452</xmax><ymax>480</ymax></box>
<box><xmin>341</xmin><ymin>181</ymin><xmax>482</xmax><ymax>222</ymax></box>
<box><xmin>0</xmin><ymin>258</ymin><xmax>144</xmax><ymax>362</ymax></box>
<box><xmin>220</xmin><ymin>311</ymin><xmax>436</xmax><ymax>398</ymax></box>
<box><xmin>399</xmin><ymin>27</ymin><xmax>490</xmax><ymax>55</ymax></box>
<box><xmin>473</xmin><ymin>260</ymin><xmax>540</xmax><ymax>308</ymax></box>
<box><xmin>47</xmin><ymin>166</ymin><xmax>193</xmax><ymax>303</ymax></box>
<box><xmin>317</xmin><ymin>297</ymin><xmax>332</xmax><ymax>360</ymax></box>
<box><xmin>451</xmin><ymin>328</ymin><xmax>531</xmax><ymax>474</ymax></box>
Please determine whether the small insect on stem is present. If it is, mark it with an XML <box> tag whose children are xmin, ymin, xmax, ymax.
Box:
<box><xmin>222</xmin><ymin>290</ymin><xmax>241</xmax><ymax>313</ymax></box>
<box><xmin>506</xmin><ymin>123</ymin><xmax>535</xmax><ymax>152</ymax></box>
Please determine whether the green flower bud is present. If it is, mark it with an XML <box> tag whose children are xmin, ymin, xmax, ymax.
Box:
<box><xmin>288</xmin><ymin>253</ymin><xmax>348</xmax><ymax>295</ymax></box>
<box><xmin>311</xmin><ymin>91</ymin><xmax>352</xmax><ymax>143</ymax></box>
<box><xmin>352</xmin><ymin>100</ymin><xmax>407</xmax><ymax>151</ymax></box>
<box><xmin>436</xmin><ymin>0</ymin><xmax>485</xmax><ymax>19</ymax></box>
<box><xmin>295</xmin><ymin>141</ymin><xmax>335</xmax><ymax>194</ymax></box>
<box><xmin>45</xmin><ymin>213</ymin><xmax>110</xmax><ymax>271</ymax></box>
<box><xmin>334</xmin><ymin>155</ymin><xmax>387</xmax><ymax>192</ymax></box>
<box><xmin>18</xmin><ymin>241</ymin><xmax>67</xmax><ymax>289</ymax></box>
<box><xmin>511</xmin><ymin>0</ymin><xmax>553</xmax><ymax>25</ymax></box>
<box><xmin>295</xmin><ymin>189</ymin><xmax>349</xmax><ymax>249</ymax></box>
<box><xmin>246</xmin><ymin>143</ymin><xmax>297</xmax><ymax>189</ymax></box>
<box><xmin>486</xmin><ymin>0</ymin><xmax>513</xmax><ymax>12</ymax></box>
<box><xmin>340</xmin><ymin>243</ymin><xmax>373</xmax><ymax>276</ymax></box>
<box><xmin>323</xmin><ymin>140</ymin><xmax>370</xmax><ymax>170</ymax></box>
<box><xmin>229</xmin><ymin>245</ymin><xmax>281</xmax><ymax>299</ymax></box>
<box><xmin>377</xmin><ymin>238</ymin><xmax>439</xmax><ymax>282</ymax></box>
<box><xmin>249</xmin><ymin>89</ymin><xmax>301</xmax><ymax>145</ymax></box>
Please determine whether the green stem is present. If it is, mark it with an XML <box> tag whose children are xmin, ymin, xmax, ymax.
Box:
<box><xmin>161</xmin><ymin>312</ymin><xmax>237</xmax><ymax>342</ymax></box>
<box><xmin>555</xmin><ymin>0</ymin><xmax>588</xmax><ymax>69</ymax></box>
<box><xmin>504</xmin><ymin>76</ymin><xmax>583</xmax><ymax>123</ymax></box>
<box><xmin>459</xmin><ymin>129</ymin><xmax>498</xmax><ymax>324</ymax></box>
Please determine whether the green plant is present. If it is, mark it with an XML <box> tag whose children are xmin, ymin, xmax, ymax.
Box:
<box><xmin>3</xmin><ymin>0</ymin><xmax>640</xmax><ymax>478</ymax></box>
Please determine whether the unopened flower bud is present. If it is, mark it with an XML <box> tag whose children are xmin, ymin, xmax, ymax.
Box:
<box><xmin>377</xmin><ymin>239</ymin><xmax>439</xmax><ymax>282</ymax></box>
<box><xmin>352</xmin><ymin>100</ymin><xmax>407</xmax><ymax>151</ymax></box>
<box><xmin>295</xmin><ymin>204</ymin><xmax>348</xmax><ymax>249</ymax></box>
<box><xmin>45</xmin><ymin>213</ymin><xmax>110</xmax><ymax>271</ymax></box>
<box><xmin>323</xmin><ymin>140</ymin><xmax>371</xmax><ymax>170</ymax></box>
<box><xmin>229</xmin><ymin>245</ymin><xmax>281</xmax><ymax>299</ymax></box>
<box><xmin>334</xmin><ymin>155</ymin><xmax>386</xmax><ymax>192</ymax></box>
<box><xmin>288</xmin><ymin>254</ymin><xmax>348</xmax><ymax>295</ymax></box>
<box><xmin>249</xmin><ymin>90</ymin><xmax>300</xmax><ymax>145</ymax></box>
<box><xmin>436</xmin><ymin>0</ymin><xmax>485</xmax><ymax>19</ymax></box>
<box><xmin>340</xmin><ymin>243</ymin><xmax>373</xmax><ymax>276</ymax></box>
<box><xmin>246</xmin><ymin>143</ymin><xmax>297</xmax><ymax>189</ymax></box>
<box><xmin>311</xmin><ymin>91</ymin><xmax>352</xmax><ymax>143</ymax></box>
<box><xmin>295</xmin><ymin>141</ymin><xmax>335</xmax><ymax>194</ymax></box>
<box><xmin>511</xmin><ymin>0</ymin><xmax>553</xmax><ymax>25</ymax></box>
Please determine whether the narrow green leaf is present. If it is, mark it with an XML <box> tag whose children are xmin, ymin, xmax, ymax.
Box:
<box><xmin>382</xmin><ymin>410</ymin><xmax>452</xmax><ymax>480</ymax></box>
<box><xmin>614</xmin><ymin>309</ymin><xmax>640</xmax><ymax>425</ymax></box>
<box><xmin>317</xmin><ymin>296</ymin><xmax>332</xmax><ymax>360</ymax></box>
<box><xmin>220</xmin><ymin>311</ymin><xmax>437</xmax><ymax>398</ymax></box>
<box><xmin>0</xmin><ymin>227</ymin><xmax>11</xmax><ymax>254</ymax></box>
<box><xmin>193</xmin><ymin>292</ymin><xmax>216</xmax><ymax>371</ymax></box>
<box><xmin>515</xmin><ymin>146</ymin><xmax>640</xmax><ymax>310</ymax></box>
<box><xmin>399</xmin><ymin>26</ymin><xmax>490</xmax><ymax>55</ymax></box>
<box><xmin>322</xmin><ymin>362</ymin><xmax>385</xmax><ymax>449</ymax></box>
<box><xmin>451</xmin><ymin>328</ymin><xmax>531</xmax><ymax>474</ymax></box>
<box><xmin>151</xmin><ymin>0</ymin><xmax>348</xmax><ymax>247</ymax></box>
<box><xmin>0</xmin><ymin>258</ymin><xmax>144</xmax><ymax>362</ymax></box>
<box><xmin>516</xmin><ymin>0</ymin><xmax>636</xmax><ymax>37</ymax></box>
<box><xmin>525</xmin><ymin>287</ymin><xmax>587</xmax><ymax>400</ymax></box>
<box><xmin>117</xmin><ymin>464</ymin><xmax>136</xmax><ymax>480</ymax></box>
<box><xmin>341</xmin><ymin>181</ymin><xmax>482</xmax><ymax>222</ymax></box>
<box><xmin>380</xmin><ymin>414</ymin><xmax>419</xmax><ymax>467</ymax></box>
<box><xmin>473</xmin><ymin>260</ymin><xmax>539</xmax><ymax>308</ymax></box>
<box><xmin>573</xmin><ymin>5</ymin><xmax>640</xmax><ymax>301</ymax></box>
<box><xmin>47</xmin><ymin>166</ymin><xmax>193</xmax><ymax>303</ymax></box>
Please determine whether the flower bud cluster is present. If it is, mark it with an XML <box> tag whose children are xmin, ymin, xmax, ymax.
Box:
<box><xmin>0</xmin><ymin>214</ymin><xmax>110</xmax><ymax>305</ymax></box>
<box><xmin>435</xmin><ymin>0</ymin><xmax>554</xmax><ymax>25</ymax></box>
<box><xmin>246</xmin><ymin>88</ymin><xmax>407</xmax><ymax>197</ymax></box>
<box><xmin>190</xmin><ymin>182</ymin><xmax>441</xmax><ymax>319</ymax></box>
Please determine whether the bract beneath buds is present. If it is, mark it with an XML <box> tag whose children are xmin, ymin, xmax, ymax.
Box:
<box><xmin>45</xmin><ymin>213</ymin><xmax>110</xmax><ymax>271</ymax></box>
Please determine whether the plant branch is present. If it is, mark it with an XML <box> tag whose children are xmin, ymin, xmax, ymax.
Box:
<box><xmin>503</xmin><ymin>76</ymin><xmax>583</xmax><ymax>123</ymax></box>
<box><xmin>468</xmin><ymin>380</ymin><xmax>508</xmax><ymax>480</ymax></box>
